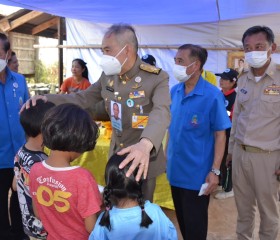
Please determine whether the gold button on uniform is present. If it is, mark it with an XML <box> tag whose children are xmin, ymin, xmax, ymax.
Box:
<box><xmin>120</xmin><ymin>143</ymin><xmax>124</xmax><ymax>148</ymax></box>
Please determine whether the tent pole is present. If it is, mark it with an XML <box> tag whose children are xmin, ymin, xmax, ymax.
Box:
<box><xmin>33</xmin><ymin>44</ymin><xmax>280</xmax><ymax>52</ymax></box>
<box><xmin>57</xmin><ymin>17</ymin><xmax>64</xmax><ymax>87</ymax></box>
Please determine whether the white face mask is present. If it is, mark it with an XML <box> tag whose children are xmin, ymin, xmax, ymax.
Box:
<box><xmin>173</xmin><ymin>61</ymin><xmax>196</xmax><ymax>82</ymax></box>
<box><xmin>0</xmin><ymin>53</ymin><xmax>8</xmax><ymax>72</ymax></box>
<box><xmin>99</xmin><ymin>45</ymin><xmax>127</xmax><ymax>75</ymax></box>
<box><xmin>245</xmin><ymin>51</ymin><xmax>268</xmax><ymax>68</ymax></box>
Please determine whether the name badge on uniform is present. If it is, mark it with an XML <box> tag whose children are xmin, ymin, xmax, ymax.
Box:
<box><xmin>106</xmin><ymin>79</ymin><xmax>114</xmax><ymax>92</ymax></box>
<box><xmin>132</xmin><ymin>114</ymin><xmax>149</xmax><ymax>129</ymax></box>
<box><xmin>129</xmin><ymin>90</ymin><xmax>145</xmax><ymax>99</ymax></box>
<box><xmin>106</xmin><ymin>86</ymin><xmax>114</xmax><ymax>92</ymax></box>
<box><xmin>110</xmin><ymin>101</ymin><xmax>122</xmax><ymax>131</ymax></box>
<box><xmin>240</xmin><ymin>88</ymin><xmax>247</xmax><ymax>94</ymax></box>
<box><xmin>264</xmin><ymin>85</ymin><xmax>280</xmax><ymax>95</ymax></box>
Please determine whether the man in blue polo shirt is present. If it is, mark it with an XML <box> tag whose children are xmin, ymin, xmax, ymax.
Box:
<box><xmin>167</xmin><ymin>44</ymin><xmax>231</xmax><ymax>240</ymax></box>
<box><xmin>0</xmin><ymin>33</ymin><xmax>29</xmax><ymax>240</ymax></box>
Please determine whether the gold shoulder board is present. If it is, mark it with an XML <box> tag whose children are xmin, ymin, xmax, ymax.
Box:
<box><xmin>140</xmin><ymin>63</ymin><xmax>161</xmax><ymax>75</ymax></box>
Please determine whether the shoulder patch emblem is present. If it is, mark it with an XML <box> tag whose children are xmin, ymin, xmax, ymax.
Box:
<box><xmin>139</xmin><ymin>63</ymin><xmax>161</xmax><ymax>75</ymax></box>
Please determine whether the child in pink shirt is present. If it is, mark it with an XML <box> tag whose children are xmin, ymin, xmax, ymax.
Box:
<box><xmin>30</xmin><ymin>103</ymin><xmax>102</xmax><ymax>240</ymax></box>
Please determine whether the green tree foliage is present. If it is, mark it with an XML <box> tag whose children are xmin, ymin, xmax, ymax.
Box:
<box><xmin>34</xmin><ymin>60</ymin><xmax>59</xmax><ymax>84</ymax></box>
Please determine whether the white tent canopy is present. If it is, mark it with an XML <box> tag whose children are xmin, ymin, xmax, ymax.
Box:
<box><xmin>1</xmin><ymin>0</ymin><xmax>280</xmax><ymax>86</ymax></box>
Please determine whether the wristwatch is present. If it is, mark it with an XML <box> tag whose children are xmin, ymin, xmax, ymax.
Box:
<box><xmin>211</xmin><ymin>168</ymin><xmax>221</xmax><ymax>176</ymax></box>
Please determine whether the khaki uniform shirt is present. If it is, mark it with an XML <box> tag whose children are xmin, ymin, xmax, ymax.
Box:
<box><xmin>46</xmin><ymin>57</ymin><xmax>171</xmax><ymax>178</ymax></box>
<box><xmin>228</xmin><ymin>61</ymin><xmax>280</xmax><ymax>153</ymax></box>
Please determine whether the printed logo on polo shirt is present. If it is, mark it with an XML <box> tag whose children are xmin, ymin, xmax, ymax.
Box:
<box><xmin>191</xmin><ymin>114</ymin><xmax>198</xmax><ymax>126</ymax></box>
<box><xmin>19</xmin><ymin>97</ymin><xmax>23</xmax><ymax>106</ymax></box>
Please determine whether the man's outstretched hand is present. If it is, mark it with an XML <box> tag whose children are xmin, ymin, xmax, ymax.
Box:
<box><xmin>118</xmin><ymin>138</ymin><xmax>153</xmax><ymax>181</ymax></box>
<box><xmin>20</xmin><ymin>95</ymin><xmax>47</xmax><ymax>113</ymax></box>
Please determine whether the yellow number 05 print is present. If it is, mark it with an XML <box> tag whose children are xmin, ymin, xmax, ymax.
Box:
<box><xmin>36</xmin><ymin>185</ymin><xmax>72</xmax><ymax>213</ymax></box>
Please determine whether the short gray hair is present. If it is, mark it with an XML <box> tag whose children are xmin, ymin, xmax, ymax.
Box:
<box><xmin>105</xmin><ymin>23</ymin><xmax>138</xmax><ymax>53</ymax></box>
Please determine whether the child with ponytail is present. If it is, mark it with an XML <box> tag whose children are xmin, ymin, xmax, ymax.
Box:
<box><xmin>89</xmin><ymin>154</ymin><xmax>178</xmax><ymax>240</ymax></box>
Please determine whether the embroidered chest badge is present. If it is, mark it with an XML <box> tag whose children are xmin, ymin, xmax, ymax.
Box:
<box><xmin>19</xmin><ymin>97</ymin><xmax>23</xmax><ymax>106</ymax></box>
<box><xmin>264</xmin><ymin>85</ymin><xmax>280</xmax><ymax>95</ymax></box>
<box><xmin>191</xmin><ymin>114</ymin><xmax>198</xmax><ymax>126</ymax></box>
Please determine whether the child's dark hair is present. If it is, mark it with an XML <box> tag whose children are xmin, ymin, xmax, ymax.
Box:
<box><xmin>41</xmin><ymin>103</ymin><xmax>99</xmax><ymax>153</ymax></box>
<box><xmin>73</xmin><ymin>58</ymin><xmax>88</xmax><ymax>80</ymax></box>
<box><xmin>20</xmin><ymin>99</ymin><xmax>55</xmax><ymax>137</ymax></box>
<box><xmin>99</xmin><ymin>154</ymin><xmax>153</xmax><ymax>230</ymax></box>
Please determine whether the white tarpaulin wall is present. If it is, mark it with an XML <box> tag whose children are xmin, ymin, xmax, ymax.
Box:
<box><xmin>65</xmin><ymin>15</ymin><xmax>280</xmax><ymax>87</ymax></box>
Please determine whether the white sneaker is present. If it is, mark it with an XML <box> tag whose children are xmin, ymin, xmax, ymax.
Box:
<box><xmin>214</xmin><ymin>190</ymin><xmax>234</xmax><ymax>199</ymax></box>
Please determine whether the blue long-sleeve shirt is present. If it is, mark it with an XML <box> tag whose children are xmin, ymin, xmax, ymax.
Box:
<box><xmin>0</xmin><ymin>67</ymin><xmax>29</xmax><ymax>169</ymax></box>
